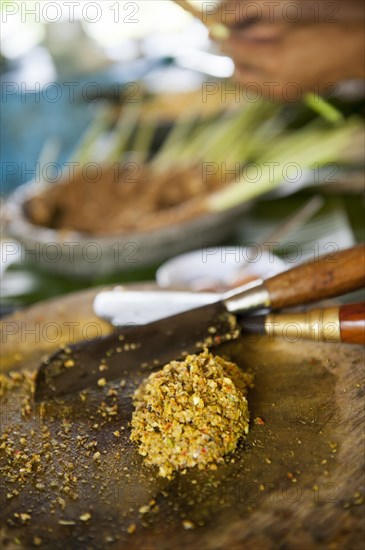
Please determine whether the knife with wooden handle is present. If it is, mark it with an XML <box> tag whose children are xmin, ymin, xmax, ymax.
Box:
<box><xmin>223</xmin><ymin>244</ymin><xmax>364</xmax><ymax>313</ymax></box>
<box><xmin>240</xmin><ymin>302</ymin><xmax>365</xmax><ymax>345</ymax></box>
<box><xmin>35</xmin><ymin>245</ymin><xmax>364</xmax><ymax>400</ymax></box>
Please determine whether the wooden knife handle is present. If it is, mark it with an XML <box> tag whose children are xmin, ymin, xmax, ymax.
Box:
<box><xmin>339</xmin><ymin>302</ymin><xmax>365</xmax><ymax>344</ymax></box>
<box><xmin>265</xmin><ymin>245</ymin><xmax>365</xmax><ymax>309</ymax></box>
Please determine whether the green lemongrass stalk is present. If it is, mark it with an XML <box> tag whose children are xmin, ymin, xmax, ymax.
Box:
<box><xmin>153</xmin><ymin>113</ymin><xmax>230</xmax><ymax>171</ymax></box>
<box><xmin>175</xmin><ymin>114</ymin><xmax>233</xmax><ymax>163</ymax></box>
<box><xmin>161</xmin><ymin>100</ymin><xmax>276</xmax><ymax>167</ymax></box>
<box><xmin>104</xmin><ymin>104</ymin><xmax>141</xmax><ymax>163</ymax></box>
<box><xmin>151</xmin><ymin>108</ymin><xmax>201</xmax><ymax>167</ymax></box>
<box><xmin>216</xmin><ymin>127</ymin><xmax>266</xmax><ymax>165</ymax></box>
<box><xmin>258</xmin><ymin>117</ymin><xmax>341</xmax><ymax>163</ymax></box>
<box><xmin>33</xmin><ymin>137</ymin><xmax>62</xmax><ymax>189</ymax></box>
<box><xmin>207</xmin><ymin>122</ymin><xmax>359</xmax><ymax>211</ymax></box>
<box><xmin>178</xmin><ymin>101</ymin><xmax>276</xmax><ymax>166</ymax></box>
<box><xmin>168</xmin><ymin>117</ymin><xmax>220</xmax><ymax>157</ymax></box>
<box><xmin>69</xmin><ymin>105</ymin><xmax>115</xmax><ymax>164</ymax></box>
<box><xmin>304</xmin><ymin>92</ymin><xmax>345</xmax><ymax>125</ymax></box>
<box><xmin>166</xmin><ymin>113</ymin><xmax>244</xmax><ymax>169</ymax></box>
<box><xmin>253</xmin><ymin>99</ymin><xmax>343</xmax><ymax>160</ymax></box>
<box><xmin>203</xmin><ymin>115</ymin><xmax>250</xmax><ymax>162</ymax></box>
<box><xmin>224</xmin><ymin>134</ymin><xmax>263</xmax><ymax>166</ymax></box>
<box><xmin>223</xmin><ymin>94</ymin><xmax>343</xmax><ymax>167</ymax></box>
<box><xmin>224</xmin><ymin>115</ymin><xmax>285</xmax><ymax>166</ymax></box>
<box><xmin>204</xmin><ymin>102</ymin><xmax>280</xmax><ymax>163</ymax></box>
<box><xmin>258</xmin><ymin>125</ymin><xmax>321</xmax><ymax>162</ymax></box>
<box><xmin>254</xmin><ymin>114</ymin><xmax>338</xmax><ymax>162</ymax></box>
<box><xmin>237</xmin><ymin>111</ymin><xmax>289</xmax><ymax>159</ymax></box>
<box><xmin>131</xmin><ymin>116</ymin><xmax>157</xmax><ymax>163</ymax></box>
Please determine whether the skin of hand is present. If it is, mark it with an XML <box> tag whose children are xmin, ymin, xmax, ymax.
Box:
<box><xmin>209</xmin><ymin>1</ymin><xmax>365</xmax><ymax>101</ymax></box>
<box><xmin>204</xmin><ymin>1</ymin><xmax>365</xmax><ymax>25</ymax></box>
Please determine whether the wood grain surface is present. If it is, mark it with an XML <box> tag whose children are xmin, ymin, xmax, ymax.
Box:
<box><xmin>0</xmin><ymin>287</ymin><xmax>364</xmax><ymax>550</ymax></box>
<box><xmin>266</xmin><ymin>245</ymin><xmax>365</xmax><ymax>309</ymax></box>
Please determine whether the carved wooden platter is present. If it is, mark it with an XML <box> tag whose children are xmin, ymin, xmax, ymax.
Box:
<box><xmin>1</xmin><ymin>287</ymin><xmax>364</xmax><ymax>549</ymax></box>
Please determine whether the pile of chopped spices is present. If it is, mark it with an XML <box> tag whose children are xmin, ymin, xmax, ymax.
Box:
<box><xmin>130</xmin><ymin>350</ymin><xmax>254</xmax><ymax>479</ymax></box>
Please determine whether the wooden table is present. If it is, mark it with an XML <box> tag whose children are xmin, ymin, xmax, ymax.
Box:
<box><xmin>1</xmin><ymin>288</ymin><xmax>364</xmax><ymax>549</ymax></box>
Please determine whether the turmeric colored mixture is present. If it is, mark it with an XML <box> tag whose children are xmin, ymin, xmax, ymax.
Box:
<box><xmin>130</xmin><ymin>350</ymin><xmax>253</xmax><ymax>478</ymax></box>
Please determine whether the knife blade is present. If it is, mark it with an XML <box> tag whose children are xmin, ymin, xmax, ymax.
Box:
<box><xmin>35</xmin><ymin>302</ymin><xmax>236</xmax><ymax>401</ymax></box>
<box><xmin>35</xmin><ymin>244</ymin><xmax>364</xmax><ymax>401</ymax></box>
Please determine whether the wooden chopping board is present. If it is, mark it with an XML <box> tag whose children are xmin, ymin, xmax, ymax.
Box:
<box><xmin>0</xmin><ymin>287</ymin><xmax>364</xmax><ymax>550</ymax></box>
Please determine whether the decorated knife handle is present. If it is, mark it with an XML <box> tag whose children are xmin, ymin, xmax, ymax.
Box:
<box><xmin>254</xmin><ymin>302</ymin><xmax>365</xmax><ymax>345</ymax></box>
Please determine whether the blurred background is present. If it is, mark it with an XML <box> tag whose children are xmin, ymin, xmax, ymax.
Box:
<box><xmin>1</xmin><ymin>0</ymin><xmax>364</xmax><ymax>313</ymax></box>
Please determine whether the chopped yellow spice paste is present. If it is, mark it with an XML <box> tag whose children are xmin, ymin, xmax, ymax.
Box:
<box><xmin>130</xmin><ymin>350</ymin><xmax>254</xmax><ymax>478</ymax></box>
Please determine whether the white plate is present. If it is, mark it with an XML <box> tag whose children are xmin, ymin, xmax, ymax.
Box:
<box><xmin>156</xmin><ymin>247</ymin><xmax>286</xmax><ymax>291</ymax></box>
